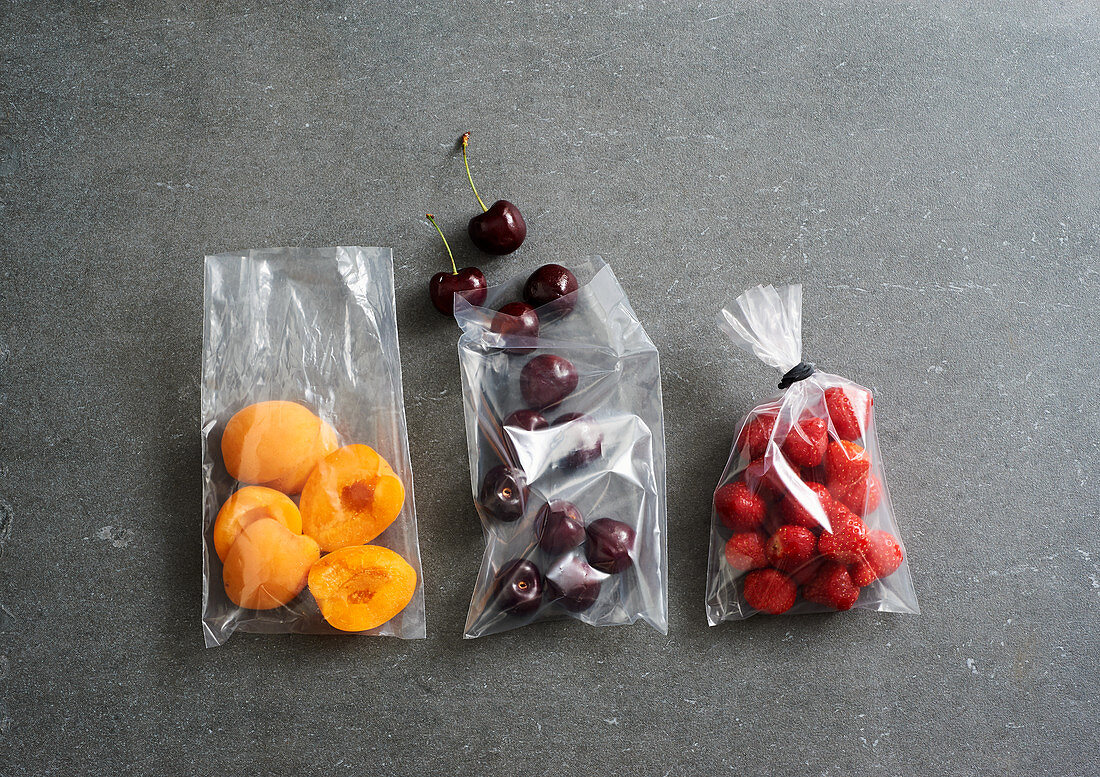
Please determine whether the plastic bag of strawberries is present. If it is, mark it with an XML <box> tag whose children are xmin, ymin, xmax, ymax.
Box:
<box><xmin>704</xmin><ymin>284</ymin><xmax>919</xmax><ymax>622</ymax></box>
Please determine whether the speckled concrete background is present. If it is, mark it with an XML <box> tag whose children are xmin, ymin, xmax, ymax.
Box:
<box><xmin>1</xmin><ymin>2</ymin><xmax>1097</xmax><ymax>775</ymax></box>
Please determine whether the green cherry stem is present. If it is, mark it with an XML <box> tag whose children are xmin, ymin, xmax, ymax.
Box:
<box><xmin>461</xmin><ymin>131</ymin><xmax>488</xmax><ymax>213</ymax></box>
<box><xmin>426</xmin><ymin>213</ymin><xmax>457</xmax><ymax>275</ymax></box>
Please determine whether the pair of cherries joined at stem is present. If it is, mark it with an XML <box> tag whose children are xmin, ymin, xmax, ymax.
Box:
<box><xmin>428</xmin><ymin>132</ymin><xmax>527</xmax><ymax>316</ymax></box>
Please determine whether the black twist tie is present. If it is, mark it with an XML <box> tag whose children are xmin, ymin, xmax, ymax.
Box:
<box><xmin>778</xmin><ymin>361</ymin><xmax>815</xmax><ymax>390</ymax></box>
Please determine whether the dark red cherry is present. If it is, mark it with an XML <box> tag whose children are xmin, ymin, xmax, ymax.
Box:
<box><xmin>478</xmin><ymin>465</ymin><xmax>528</xmax><ymax>523</ymax></box>
<box><xmin>425</xmin><ymin>213</ymin><xmax>487</xmax><ymax>315</ymax></box>
<box><xmin>534</xmin><ymin>501</ymin><xmax>586</xmax><ymax>554</ymax></box>
<box><xmin>469</xmin><ymin>200</ymin><xmax>527</xmax><ymax>255</ymax></box>
<box><xmin>461</xmin><ymin>133</ymin><xmax>526</xmax><ymax>255</ymax></box>
<box><xmin>429</xmin><ymin>268</ymin><xmax>487</xmax><ymax>315</ymax></box>
<box><xmin>491</xmin><ymin>559</ymin><xmax>543</xmax><ymax>616</ymax></box>
<box><xmin>520</xmin><ymin>354</ymin><xmax>578</xmax><ymax>409</ymax></box>
<box><xmin>523</xmin><ymin>264</ymin><xmax>579</xmax><ymax>315</ymax></box>
<box><xmin>546</xmin><ymin>554</ymin><xmax>603</xmax><ymax>612</ymax></box>
<box><xmin>553</xmin><ymin>412</ymin><xmax>603</xmax><ymax>469</ymax></box>
<box><xmin>585</xmin><ymin>518</ymin><xmax>636</xmax><ymax>574</ymax></box>
<box><xmin>490</xmin><ymin>301</ymin><xmax>540</xmax><ymax>354</ymax></box>
<box><xmin>503</xmin><ymin>409</ymin><xmax>549</xmax><ymax>431</ymax></box>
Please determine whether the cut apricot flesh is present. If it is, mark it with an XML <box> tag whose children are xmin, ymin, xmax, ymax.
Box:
<box><xmin>222</xmin><ymin>518</ymin><xmax>320</xmax><ymax>609</ymax></box>
<box><xmin>299</xmin><ymin>444</ymin><xmax>405</xmax><ymax>551</ymax></box>
<box><xmin>308</xmin><ymin>545</ymin><xmax>417</xmax><ymax>632</ymax></box>
<box><xmin>221</xmin><ymin>401</ymin><xmax>339</xmax><ymax>494</ymax></box>
<box><xmin>213</xmin><ymin>486</ymin><xmax>303</xmax><ymax>562</ymax></box>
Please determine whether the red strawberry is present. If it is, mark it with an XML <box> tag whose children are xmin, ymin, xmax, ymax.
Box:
<box><xmin>864</xmin><ymin>529</ymin><xmax>904</xmax><ymax>578</ymax></box>
<box><xmin>736</xmin><ymin>412</ymin><xmax>777</xmax><ymax>460</ymax></box>
<box><xmin>742</xmin><ymin>568</ymin><xmax>796</xmax><ymax>615</ymax></box>
<box><xmin>788</xmin><ymin>557</ymin><xmax>826</xmax><ymax>586</ymax></box>
<box><xmin>848</xmin><ymin>559</ymin><xmax>878</xmax><ymax>587</ymax></box>
<box><xmin>802</xmin><ymin>561</ymin><xmax>860</xmax><ymax>610</ymax></box>
<box><xmin>743</xmin><ymin>457</ymin><xmax>786</xmax><ymax>498</ymax></box>
<box><xmin>714</xmin><ymin>480</ymin><xmax>767</xmax><ymax>531</ymax></box>
<box><xmin>724</xmin><ymin>531</ymin><xmax>768</xmax><ymax>571</ymax></box>
<box><xmin>781</xmin><ymin>417</ymin><xmax>828</xmax><ymax>468</ymax></box>
<box><xmin>825</xmin><ymin>385</ymin><xmax>872</xmax><ymax>441</ymax></box>
<box><xmin>765</xmin><ymin>525</ymin><xmax>817</xmax><ymax>571</ymax></box>
<box><xmin>801</xmin><ymin>464</ymin><xmax>827</xmax><ymax>484</ymax></box>
<box><xmin>830</xmin><ymin>474</ymin><xmax>882</xmax><ymax>517</ymax></box>
<box><xmin>779</xmin><ymin>481</ymin><xmax>835</xmax><ymax>531</ymax></box>
<box><xmin>824</xmin><ymin>440</ymin><xmax>871</xmax><ymax>489</ymax></box>
<box><xmin>818</xmin><ymin>507</ymin><xmax>868</xmax><ymax>564</ymax></box>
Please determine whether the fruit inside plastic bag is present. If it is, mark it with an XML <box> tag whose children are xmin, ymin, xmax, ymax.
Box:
<box><xmin>705</xmin><ymin>284</ymin><xmax>919</xmax><ymax>622</ymax></box>
<box><xmin>201</xmin><ymin>247</ymin><xmax>426</xmax><ymax>646</ymax></box>
<box><xmin>454</xmin><ymin>257</ymin><xmax>668</xmax><ymax>638</ymax></box>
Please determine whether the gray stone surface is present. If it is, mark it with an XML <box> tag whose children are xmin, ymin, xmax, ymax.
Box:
<box><xmin>1</xmin><ymin>2</ymin><xmax>1097</xmax><ymax>775</ymax></box>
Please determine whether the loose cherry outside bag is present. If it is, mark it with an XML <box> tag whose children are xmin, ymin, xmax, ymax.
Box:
<box><xmin>705</xmin><ymin>284</ymin><xmax>918</xmax><ymax>623</ymax></box>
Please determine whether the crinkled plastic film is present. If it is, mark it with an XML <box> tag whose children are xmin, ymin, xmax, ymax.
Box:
<box><xmin>454</xmin><ymin>258</ymin><xmax>668</xmax><ymax>638</ymax></box>
<box><xmin>201</xmin><ymin>247</ymin><xmax>425</xmax><ymax>646</ymax></box>
<box><xmin>705</xmin><ymin>284</ymin><xmax>918</xmax><ymax>623</ymax></box>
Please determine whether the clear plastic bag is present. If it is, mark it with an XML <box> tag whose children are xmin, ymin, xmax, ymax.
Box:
<box><xmin>705</xmin><ymin>284</ymin><xmax>918</xmax><ymax>622</ymax></box>
<box><xmin>454</xmin><ymin>257</ymin><xmax>668</xmax><ymax>638</ymax></box>
<box><xmin>201</xmin><ymin>247</ymin><xmax>425</xmax><ymax>647</ymax></box>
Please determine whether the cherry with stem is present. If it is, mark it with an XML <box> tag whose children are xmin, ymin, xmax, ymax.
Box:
<box><xmin>427</xmin><ymin>213</ymin><xmax>487</xmax><ymax>315</ymax></box>
<box><xmin>462</xmin><ymin>131</ymin><xmax>527</xmax><ymax>255</ymax></box>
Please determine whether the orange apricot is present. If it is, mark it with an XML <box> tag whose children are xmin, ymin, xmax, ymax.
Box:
<box><xmin>213</xmin><ymin>486</ymin><xmax>303</xmax><ymax>562</ymax></box>
<box><xmin>220</xmin><ymin>400</ymin><xmax>339</xmax><ymax>494</ymax></box>
<box><xmin>265</xmin><ymin>417</ymin><xmax>338</xmax><ymax>494</ymax></box>
<box><xmin>299</xmin><ymin>444</ymin><xmax>405</xmax><ymax>551</ymax></box>
<box><xmin>222</xmin><ymin>518</ymin><xmax>320</xmax><ymax>609</ymax></box>
<box><xmin>308</xmin><ymin>545</ymin><xmax>417</xmax><ymax>632</ymax></box>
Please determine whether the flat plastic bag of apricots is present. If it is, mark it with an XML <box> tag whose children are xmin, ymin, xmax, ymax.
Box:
<box><xmin>201</xmin><ymin>247</ymin><xmax>425</xmax><ymax>647</ymax></box>
<box><xmin>705</xmin><ymin>284</ymin><xmax>918</xmax><ymax>622</ymax></box>
<box><xmin>453</xmin><ymin>257</ymin><xmax>668</xmax><ymax>638</ymax></box>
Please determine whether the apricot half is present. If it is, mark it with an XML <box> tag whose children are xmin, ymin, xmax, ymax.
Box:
<box><xmin>299</xmin><ymin>444</ymin><xmax>405</xmax><ymax>551</ymax></box>
<box><xmin>213</xmin><ymin>486</ymin><xmax>303</xmax><ymax>562</ymax></box>
<box><xmin>222</xmin><ymin>518</ymin><xmax>321</xmax><ymax>609</ymax></box>
<box><xmin>308</xmin><ymin>545</ymin><xmax>417</xmax><ymax>632</ymax></box>
<box><xmin>221</xmin><ymin>401</ymin><xmax>339</xmax><ymax>494</ymax></box>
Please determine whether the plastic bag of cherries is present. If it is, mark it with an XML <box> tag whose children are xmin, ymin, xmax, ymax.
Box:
<box><xmin>705</xmin><ymin>284</ymin><xmax>918</xmax><ymax>622</ymax></box>
<box><xmin>454</xmin><ymin>257</ymin><xmax>668</xmax><ymax>638</ymax></box>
